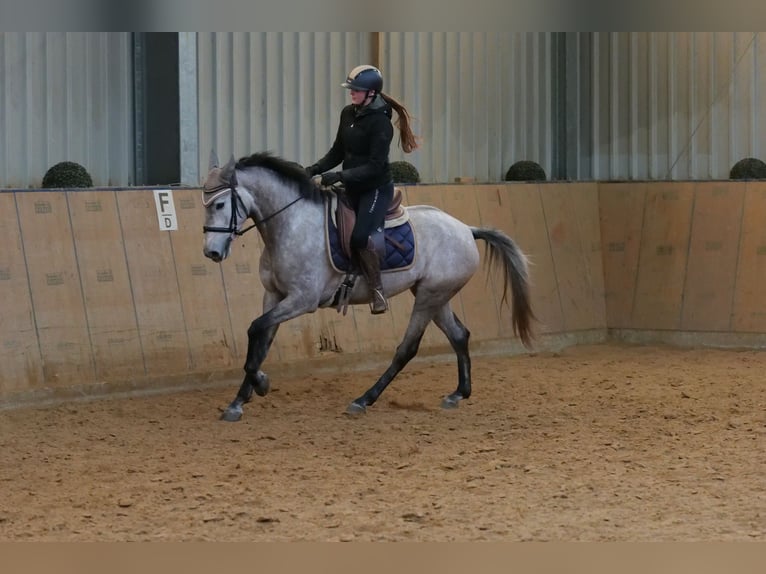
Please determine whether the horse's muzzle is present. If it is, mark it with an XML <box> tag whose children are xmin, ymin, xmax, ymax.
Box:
<box><xmin>203</xmin><ymin>236</ymin><xmax>232</xmax><ymax>262</ymax></box>
<box><xmin>204</xmin><ymin>249</ymin><xmax>224</xmax><ymax>263</ymax></box>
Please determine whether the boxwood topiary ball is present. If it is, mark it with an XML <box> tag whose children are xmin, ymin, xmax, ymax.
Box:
<box><xmin>729</xmin><ymin>157</ymin><xmax>766</xmax><ymax>180</ymax></box>
<box><xmin>390</xmin><ymin>160</ymin><xmax>420</xmax><ymax>184</ymax></box>
<box><xmin>504</xmin><ymin>160</ymin><xmax>546</xmax><ymax>182</ymax></box>
<box><xmin>42</xmin><ymin>161</ymin><xmax>94</xmax><ymax>188</ymax></box>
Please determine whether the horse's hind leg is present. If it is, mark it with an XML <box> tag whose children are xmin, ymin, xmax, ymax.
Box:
<box><xmin>432</xmin><ymin>304</ymin><xmax>472</xmax><ymax>409</ymax></box>
<box><xmin>346</xmin><ymin>306</ymin><xmax>434</xmax><ymax>415</ymax></box>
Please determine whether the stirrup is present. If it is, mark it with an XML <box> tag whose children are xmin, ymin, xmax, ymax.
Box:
<box><xmin>334</xmin><ymin>274</ymin><xmax>356</xmax><ymax>316</ymax></box>
<box><xmin>370</xmin><ymin>289</ymin><xmax>388</xmax><ymax>315</ymax></box>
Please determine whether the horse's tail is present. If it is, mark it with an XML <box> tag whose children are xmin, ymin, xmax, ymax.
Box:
<box><xmin>471</xmin><ymin>227</ymin><xmax>536</xmax><ymax>348</ymax></box>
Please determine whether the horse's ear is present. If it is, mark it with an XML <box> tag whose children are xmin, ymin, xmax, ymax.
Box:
<box><xmin>209</xmin><ymin>149</ymin><xmax>219</xmax><ymax>170</ymax></box>
<box><xmin>221</xmin><ymin>154</ymin><xmax>237</xmax><ymax>181</ymax></box>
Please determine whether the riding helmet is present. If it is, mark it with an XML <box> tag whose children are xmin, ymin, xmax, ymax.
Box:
<box><xmin>341</xmin><ymin>65</ymin><xmax>384</xmax><ymax>92</ymax></box>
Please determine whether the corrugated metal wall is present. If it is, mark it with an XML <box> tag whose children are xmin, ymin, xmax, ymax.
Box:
<box><xmin>379</xmin><ymin>32</ymin><xmax>766</xmax><ymax>182</ymax></box>
<box><xmin>573</xmin><ymin>32</ymin><xmax>765</xmax><ymax>180</ymax></box>
<box><xmin>378</xmin><ymin>32</ymin><xmax>554</xmax><ymax>183</ymax></box>
<box><xmin>5</xmin><ymin>33</ymin><xmax>764</xmax><ymax>188</ymax></box>
<box><xmin>0</xmin><ymin>32</ymin><xmax>133</xmax><ymax>188</ymax></box>
<box><xmin>195</xmin><ymin>32</ymin><xmax>371</xmax><ymax>180</ymax></box>
<box><xmin>194</xmin><ymin>32</ymin><xmax>555</xmax><ymax>184</ymax></box>
<box><xmin>202</xmin><ymin>32</ymin><xmax>765</xmax><ymax>183</ymax></box>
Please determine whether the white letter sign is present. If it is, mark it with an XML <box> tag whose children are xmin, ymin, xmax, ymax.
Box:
<box><xmin>153</xmin><ymin>189</ymin><xmax>178</xmax><ymax>231</ymax></box>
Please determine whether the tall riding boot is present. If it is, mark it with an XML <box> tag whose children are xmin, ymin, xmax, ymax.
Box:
<box><xmin>355</xmin><ymin>246</ymin><xmax>388</xmax><ymax>314</ymax></box>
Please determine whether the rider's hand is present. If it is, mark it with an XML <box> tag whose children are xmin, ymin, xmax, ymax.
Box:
<box><xmin>321</xmin><ymin>172</ymin><xmax>342</xmax><ymax>186</ymax></box>
<box><xmin>305</xmin><ymin>164</ymin><xmax>319</xmax><ymax>177</ymax></box>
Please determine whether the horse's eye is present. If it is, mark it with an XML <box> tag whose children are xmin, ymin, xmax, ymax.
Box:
<box><xmin>215</xmin><ymin>202</ymin><xmax>225</xmax><ymax>210</ymax></box>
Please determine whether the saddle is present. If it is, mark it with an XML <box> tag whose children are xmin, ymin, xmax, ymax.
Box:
<box><xmin>323</xmin><ymin>184</ymin><xmax>415</xmax><ymax>315</ymax></box>
<box><xmin>329</xmin><ymin>186</ymin><xmax>409</xmax><ymax>261</ymax></box>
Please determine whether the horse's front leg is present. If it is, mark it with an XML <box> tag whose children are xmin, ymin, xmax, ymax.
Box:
<box><xmin>221</xmin><ymin>290</ymin><xmax>281</xmax><ymax>421</ymax></box>
<box><xmin>220</xmin><ymin>332</ymin><xmax>278</xmax><ymax>422</ymax></box>
<box><xmin>221</xmin><ymin>292</ymin><xmax>315</xmax><ymax>422</ymax></box>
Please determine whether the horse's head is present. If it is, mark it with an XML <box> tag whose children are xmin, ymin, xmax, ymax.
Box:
<box><xmin>201</xmin><ymin>150</ymin><xmax>249</xmax><ymax>262</ymax></box>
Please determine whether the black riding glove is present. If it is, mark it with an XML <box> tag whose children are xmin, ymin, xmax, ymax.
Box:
<box><xmin>321</xmin><ymin>172</ymin><xmax>342</xmax><ymax>186</ymax></box>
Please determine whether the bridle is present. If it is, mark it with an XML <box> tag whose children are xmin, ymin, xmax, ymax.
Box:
<box><xmin>201</xmin><ymin>172</ymin><xmax>303</xmax><ymax>236</ymax></box>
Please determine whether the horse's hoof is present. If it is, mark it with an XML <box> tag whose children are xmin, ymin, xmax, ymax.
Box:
<box><xmin>220</xmin><ymin>408</ymin><xmax>243</xmax><ymax>422</ymax></box>
<box><xmin>253</xmin><ymin>371</ymin><xmax>270</xmax><ymax>397</ymax></box>
<box><xmin>345</xmin><ymin>401</ymin><xmax>367</xmax><ymax>416</ymax></box>
<box><xmin>441</xmin><ymin>395</ymin><xmax>461</xmax><ymax>409</ymax></box>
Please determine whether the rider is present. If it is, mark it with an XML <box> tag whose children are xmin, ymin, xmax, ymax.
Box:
<box><xmin>306</xmin><ymin>65</ymin><xmax>418</xmax><ymax>314</ymax></box>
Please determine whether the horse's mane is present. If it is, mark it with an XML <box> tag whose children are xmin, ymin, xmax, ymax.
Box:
<box><xmin>235</xmin><ymin>151</ymin><xmax>329</xmax><ymax>203</ymax></box>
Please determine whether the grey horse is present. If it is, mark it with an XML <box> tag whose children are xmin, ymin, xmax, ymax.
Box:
<box><xmin>202</xmin><ymin>151</ymin><xmax>535</xmax><ymax>421</ymax></box>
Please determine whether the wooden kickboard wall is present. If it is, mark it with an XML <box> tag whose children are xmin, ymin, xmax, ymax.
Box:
<box><xmin>2</xmin><ymin>180</ymin><xmax>765</xmax><ymax>404</ymax></box>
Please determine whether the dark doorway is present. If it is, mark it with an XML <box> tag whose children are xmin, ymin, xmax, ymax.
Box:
<box><xmin>133</xmin><ymin>33</ymin><xmax>180</xmax><ymax>186</ymax></box>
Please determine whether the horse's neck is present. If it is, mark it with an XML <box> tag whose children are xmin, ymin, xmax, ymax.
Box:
<box><xmin>245</xmin><ymin>178</ymin><xmax>324</xmax><ymax>247</ymax></box>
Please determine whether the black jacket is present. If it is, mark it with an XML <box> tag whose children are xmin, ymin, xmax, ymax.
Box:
<box><xmin>310</xmin><ymin>95</ymin><xmax>393</xmax><ymax>193</ymax></box>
